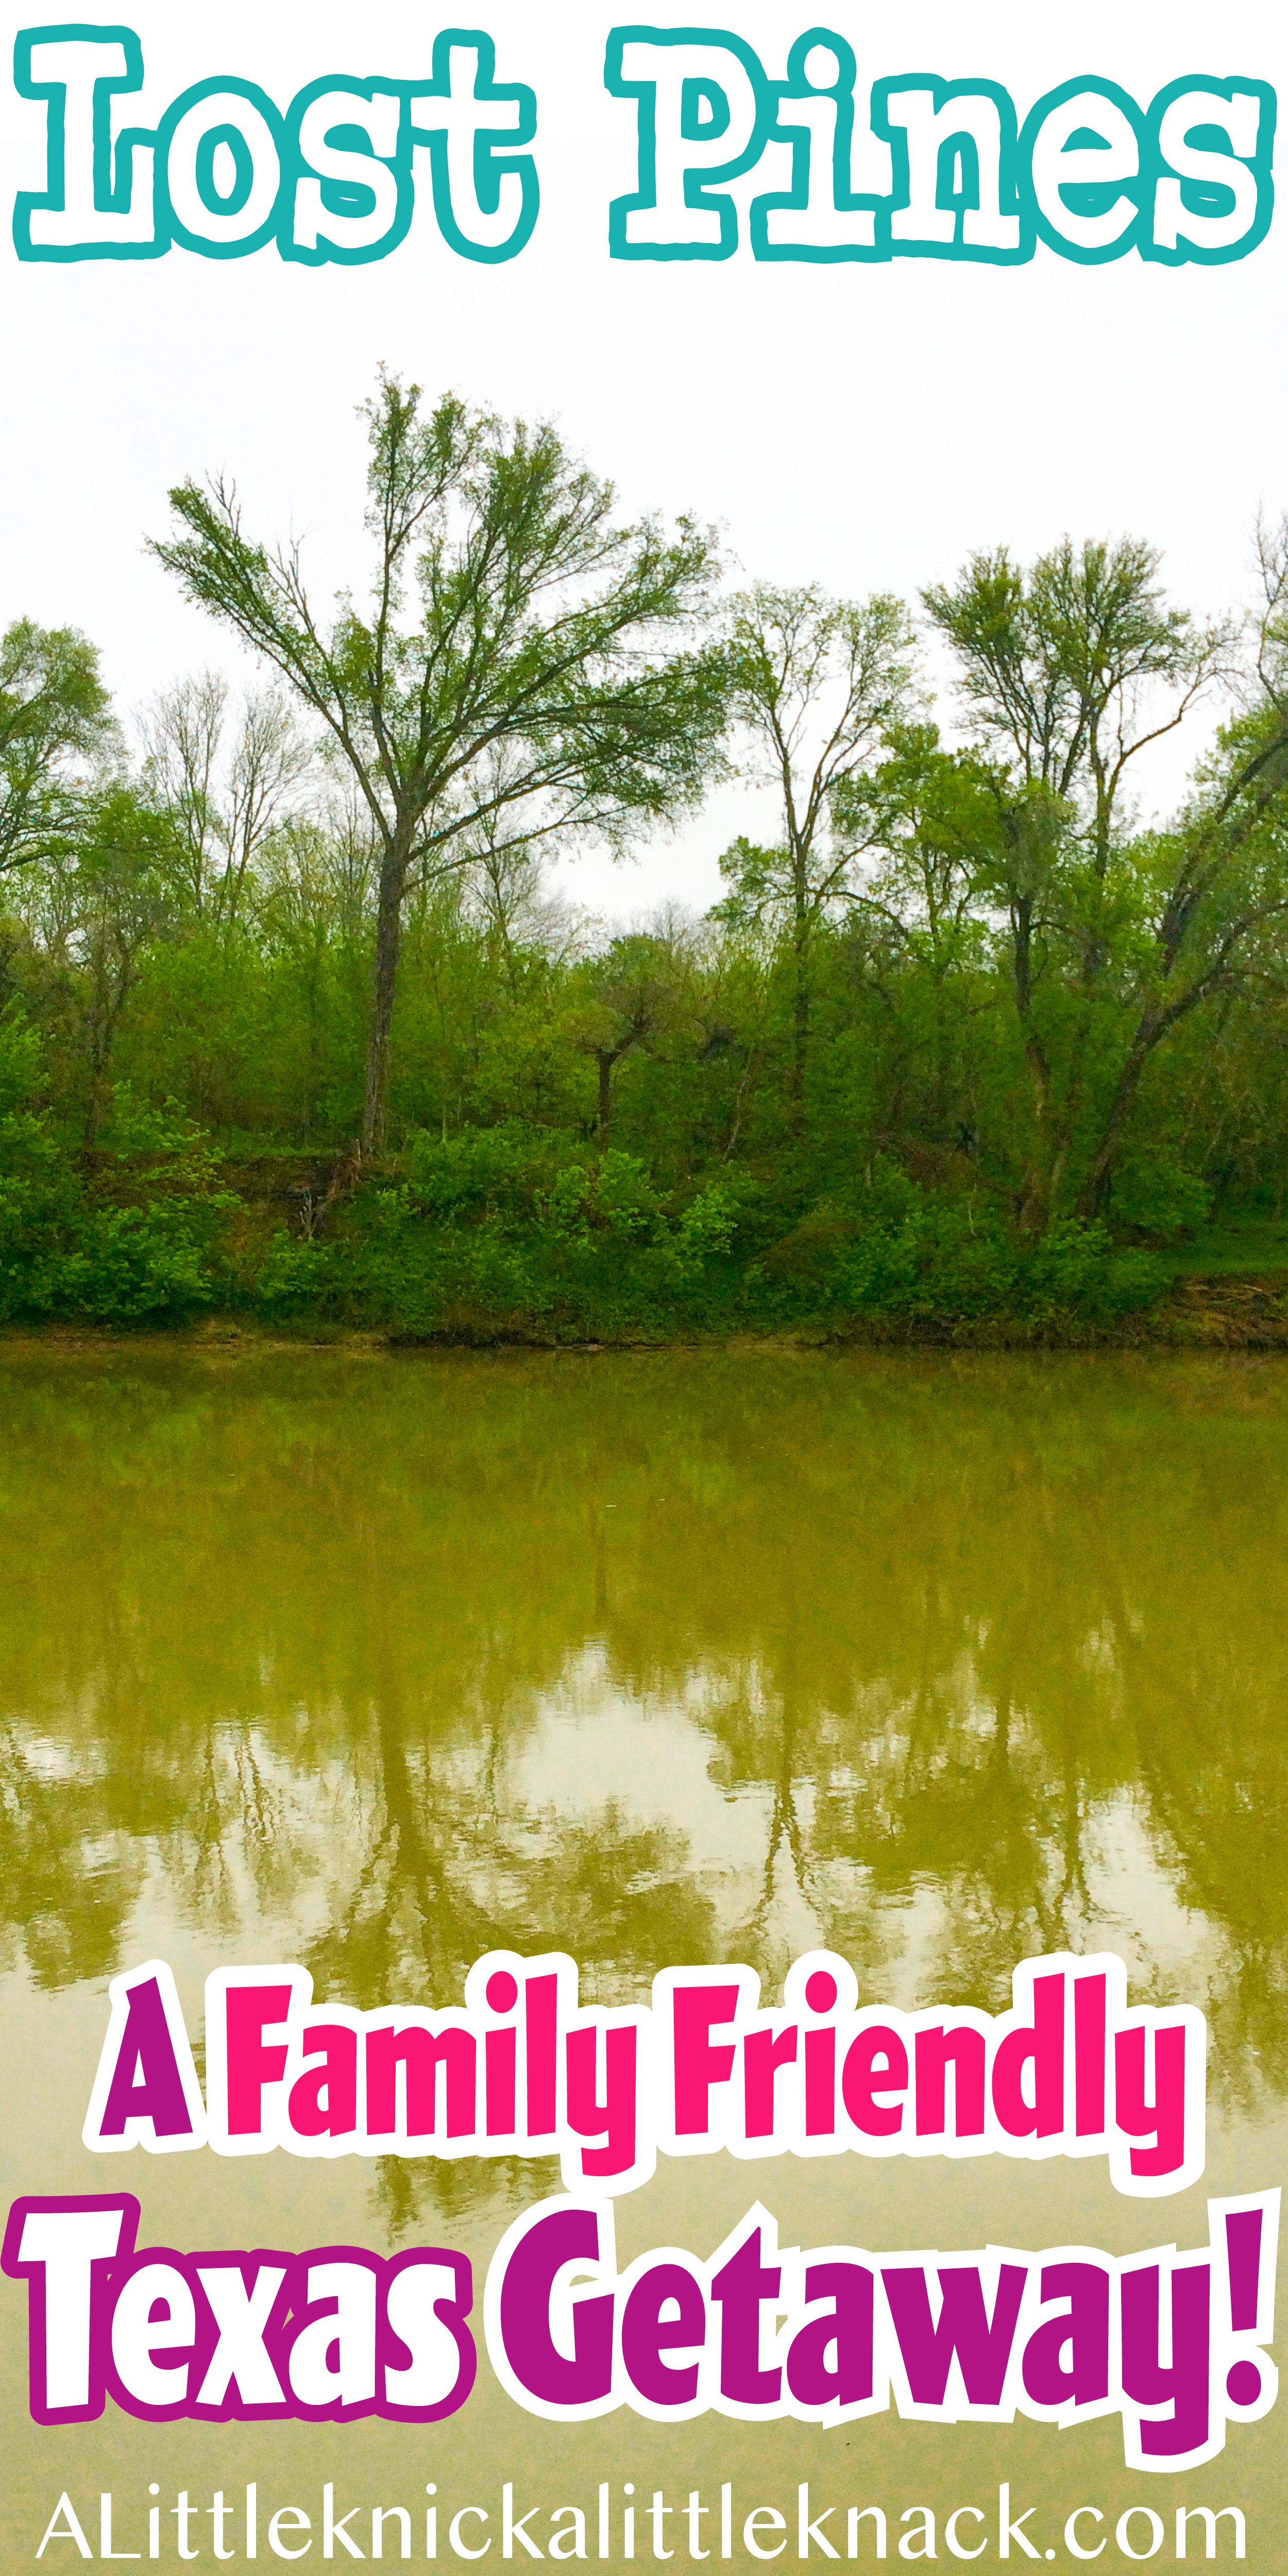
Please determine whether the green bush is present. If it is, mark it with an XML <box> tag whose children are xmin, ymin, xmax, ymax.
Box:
<box><xmin>25</xmin><ymin>1203</ymin><xmax>218</xmax><ymax>1322</ymax></box>
<box><xmin>828</xmin><ymin>1191</ymin><xmax>1160</xmax><ymax>1334</ymax></box>
<box><xmin>1110</xmin><ymin>1151</ymin><xmax>1211</xmax><ymax>1241</ymax></box>
<box><xmin>250</xmin><ymin>1232</ymin><xmax>337</xmax><ymax>1315</ymax></box>
<box><xmin>0</xmin><ymin>1041</ymin><xmax>236</xmax><ymax>1323</ymax></box>
<box><xmin>402</xmin><ymin>1121</ymin><xmax>562</xmax><ymax>1218</ymax></box>
<box><xmin>0</xmin><ymin>1028</ymin><xmax>1167</xmax><ymax>1341</ymax></box>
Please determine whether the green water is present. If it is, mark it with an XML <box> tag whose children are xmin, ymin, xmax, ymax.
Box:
<box><xmin>2</xmin><ymin>1349</ymin><xmax>1286</xmax><ymax>2563</ymax></box>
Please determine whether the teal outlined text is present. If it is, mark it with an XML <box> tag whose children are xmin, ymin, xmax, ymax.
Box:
<box><xmin>10</xmin><ymin>23</ymin><xmax>1277</xmax><ymax>269</ymax></box>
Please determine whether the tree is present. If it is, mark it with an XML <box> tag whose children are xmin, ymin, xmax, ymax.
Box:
<box><xmin>1075</xmin><ymin>702</ymin><xmax>1288</xmax><ymax>1215</ymax></box>
<box><xmin>0</xmin><ymin>618</ymin><xmax>112</xmax><ymax>877</ymax></box>
<box><xmin>73</xmin><ymin>791</ymin><xmax>181</xmax><ymax>1144</ymax></box>
<box><xmin>458</xmin><ymin>772</ymin><xmax>589</xmax><ymax>993</ymax></box>
<box><xmin>151</xmin><ymin>372</ymin><xmax>728</xmax><ymax>1154</ymax></box>
<box><xmin>922</xmin><ymin>537</ymin><xmax>1232</xmax><ymax>1227</ymax></box>
<box><xmin>721</xmin><ymin>584</ymin><xmax>917</xmax><ymax>1120</ymax></box>
<box><xmin>570</xmin><ymin>929</ymin><xmax>694</xmax><ymax>1142</ymax></box>
<box><xmin>139</xmin><ymin>671</ymin><xmax>314</xmax><ymax>931</ymax></box>
<box><xmin>829</xmin><ymin>724</ymin><xmax>998</xmax><ymax>1146</ymax></box>
<box><xmin>16</xmin><ymin>786</ymin><xmax>181</xmax><ymax>1143</ymax></box>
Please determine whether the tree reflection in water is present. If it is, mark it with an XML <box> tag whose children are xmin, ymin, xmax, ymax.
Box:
<box><xmin>1</xmin><ymin>1348</ymin><xmax>1285</xmax><ymax>2149</ymax></box>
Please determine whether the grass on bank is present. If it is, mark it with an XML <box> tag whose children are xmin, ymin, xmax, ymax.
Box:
<box><xmin>1151</xmin><ymin>1220</ymin><xmax>1288</xmax><ymax>1280</ymax></box>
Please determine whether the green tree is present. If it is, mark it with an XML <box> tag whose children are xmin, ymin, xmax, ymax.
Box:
<box><xmin>922</xmin><ymin>537</ymin><xmax>1231</xmax><ymax>1227</ymax></box>
<box><xmin>1076</xmin><ymin>705</ymin><xmax>1288</xmax><ymax>1214</ymax></box>
<box><xmin>15</xmin><ymin>787</ymin><xmax>183</xmax><ymax>1143</ymax></box>
<box><xmin>569</xmin><ymin>928</ymin><xmax>696</xmax><ymax>1143</ymax></box>
<box><xmin>151</xmin><ymin>372</ymin><xmax>728</xmax><ymax>1155</ymax></box>
<box><xmin>721</xmin><ymin>584</ymin><xmax>916</xmax><ymax>1120</ymax></box>
<box><xmin>1058</xmin><ymin>517</ymin><xmax>1288</xmax><ymax>1214</ymax></box>
<box><xmin>73</xmin><ymin>790</ymin><xmax>183</xmax><ymax>1145</ymax></box>
<box><xmin>0</xmin><ymin>618</ymin><xmax>112</xmax><ymax>878</ymax></box>
<box><xmin>830</xmin><ymin>724</ymin><xmax>997</xmax><ymax>1147</ymax></box>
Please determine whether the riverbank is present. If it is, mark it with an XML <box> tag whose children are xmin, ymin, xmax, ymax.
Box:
<box><xmin>3</xmin><ymin>1264</ymin><xmax>1287</xmax><ymax>1355</ymax></box>
<box><xmin>7</xmin><ymin>1100</ymin><xmax>1288</xmax><ymax>1347</ymax></box>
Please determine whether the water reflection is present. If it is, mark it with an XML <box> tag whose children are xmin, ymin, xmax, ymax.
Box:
<box><xmin>1</xmin><ymin>1349</ymin><xmax>1285</xmax><ymax>2119</ymax></box>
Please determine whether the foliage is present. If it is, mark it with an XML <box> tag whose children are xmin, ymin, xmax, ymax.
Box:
<box><xmin>150</xmin><ymin>371</ymin><xmax>728</xmax><ymax>1149</ymax></box>
<box><xmin>0</xmin><ymin>617</ymin><xmax>113</xmax><ymax>876</ymax></box>
<box><xmin>0</xmin><ymin>1033</ymin><xmax>234</xmax><ymax>1323</ymax></box>
<box><xmin>8</xmin><ymin>476</ymin><xmax>1288</xmax><ymax>1339</ymax></box>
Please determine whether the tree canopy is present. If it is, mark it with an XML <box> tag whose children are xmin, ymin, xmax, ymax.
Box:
<box><xmin>151</xmin><ymin>372</ymin><xmax>728</xmax><ymax>1148</ymax></box>
<box><xmin>6</xmin><ymin>406</ymin><xmax>1288</xmax><ymax>1335</ymax></box>
<box><xmin>0</xmin><ymin>617</ymin><xmax>112</xmax><ymax>877</ymax></box>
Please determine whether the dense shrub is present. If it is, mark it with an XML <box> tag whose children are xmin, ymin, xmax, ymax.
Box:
<box><xmin>0</xmin><ymin>1021</ymin><xmax>1165</xmax><ymax>1341</ymax></box>
<box><xmin>0</xmin><ymin>1023</ymin><xmax>234</xmax><ymax>1323</ymax></box>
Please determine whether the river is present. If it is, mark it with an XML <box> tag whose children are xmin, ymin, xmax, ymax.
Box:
<box><xmin>2</xmin><ymin>1348</ymin><xmax>1285</xmax><ymax>2562</ymax></box>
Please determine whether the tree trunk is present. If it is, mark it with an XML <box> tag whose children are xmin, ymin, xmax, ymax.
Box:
<box><xmin>83</xmin><ymin>1049</ymin><xmax>107</xmax><ymax>1150</ymax></box>
<box><xmin>82</xmin><ymin>943</ymin><xmax>128</xmax><ymax>1148</ymax></box>
<box><xmin>790</xmin><ymin>883</ymin><xmax>810</xmax><ymax>1134</ymax></box>
<box><xmin>1008</xmin><ymin>892</ymin><xmax>1057</xmax><ymax>1234</ymax></box>
<box><xmin>1076</xmin><ymin>1016</ymin><xmax>1161</xmax><ymax>1218</ymax></box>
<box><xmin>596</xmin><ymin>1048</ymin><xmax>614</xmax><ymax>1142</ymax></box>
<box><xmin>791</xmin><ymin>944</ymin><xmax>809</xmax><ymax>1125</ymax></box>
<box><xmin>83</xmin><ymin>977</ymin><xmax>108</xmax><ymax>1149</ymax></box>
<box><xmin>361</xmin><ymin>834</ymin><xmax>410</xmax><ymax>1156</ymax></box>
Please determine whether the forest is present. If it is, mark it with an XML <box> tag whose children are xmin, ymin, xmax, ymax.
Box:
<box><xmin>4</xmin><ymin>370</ymin><xmax>1288</xmax><ymax>1342</ymax></box>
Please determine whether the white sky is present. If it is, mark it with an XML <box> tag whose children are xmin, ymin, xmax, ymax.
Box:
<box><xmin>1</xmin><ymin>0</ymin><xmax>1285</xmax><ymax>919</ymax></box>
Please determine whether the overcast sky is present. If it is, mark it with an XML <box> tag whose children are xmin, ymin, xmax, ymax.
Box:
<box><xmin>2</xmin><ymin>0</ymin><xmax>1284</xmax><ymax>919</ymax></box>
